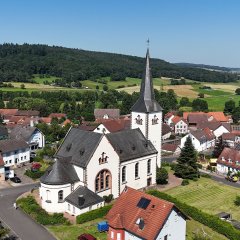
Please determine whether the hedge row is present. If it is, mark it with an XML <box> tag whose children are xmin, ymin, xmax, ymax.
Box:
<box><xmin>148</xmin><ymin>190</ymin><xmax>240</xmax><ymax>240</ymax></box>
<box><xmin>17</xmin><ymin>196</ymin><xmax>69</xmax><ymax>225</ymax></box>
<box><xmin>76</xmin><ymin>204</ymin><xmax>112</xmax><ymax>224</ymax></box>
<box><xmin>25</xmin><ymin>169</ymin><xmax>45</xmax><ymax>179</ymax></box>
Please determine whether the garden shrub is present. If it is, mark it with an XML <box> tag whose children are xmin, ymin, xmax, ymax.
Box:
<box><xmin>234</xmin><ymin>196</ymin><xmax>240</xmax><ymax>206</ymax></box>
<box><xmin>148</xmin><ymin>190</ymin><xmax>240</xmax><ymax>240</ymax></box>
<box><xmin>201</xmin><ymin>174</ymin><xmax>211</xmax><ymax>179</ymax></box>
<box><xmin>25</xmin><ymin>169</ymin><xmax>45</xmax><ymax>179</ymax></box>
<box><xmin>181</xmin><ymin>179</ymin><xmax>189</xmax><ymax>186</ymax></box>
<box><xmin>17</xmin><ymin>196</ymin><xmax>69</xmax><ymax>225</ymax></box>
<box><xmin>103</xmin><ymin>194</ymin><xmax>113</xmax><ymax>203</ymax></box>
<box><xmin>76</xmin><ymin>205</ymin><xmax>112</xmax><ymax>224</ymax></box>
<box><xmin>156</xmin><ymin>167</ymin><xmax>168</xmax><ymax>184</ymax></box>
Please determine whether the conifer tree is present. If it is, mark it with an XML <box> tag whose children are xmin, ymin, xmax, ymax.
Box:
<box><xmin>212</xmin><ymin>136</ymin><xmax>228</xmax><ymax>158</ymax></box>
<box><xmin>175</xmin><ymin>136</ymin><xmax>199</xmax><ymax>179</ymax></box>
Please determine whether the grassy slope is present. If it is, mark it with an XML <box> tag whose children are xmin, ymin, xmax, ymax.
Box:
<box><xmin>165</xmin><ymin>178</ymin><xmax>240</xmax><ymax>220</ymax></box>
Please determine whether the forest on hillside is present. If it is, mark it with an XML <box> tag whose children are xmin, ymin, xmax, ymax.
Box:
<box><xmin>0</xmin><ymin>43</ymin><xmax>238</xmax><ymax>84</ymax></box>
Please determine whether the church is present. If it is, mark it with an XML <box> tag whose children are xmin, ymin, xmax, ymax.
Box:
<box><xmin>39</xmin><ymin>48</ymin><xmax>163</xmax><ymax>216</ymax></box>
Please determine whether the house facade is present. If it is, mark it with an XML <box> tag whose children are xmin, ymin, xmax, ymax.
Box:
<box><xmin>39</xmin><ymin>48</ymin><xmax>162</xmax><ymax>216</ymax></box>
<box><xmin>172</xmin><ymin>117</ymin><xmax>188</xmax><ymax>135</ymax></box>
<box><xmin>106</xmin><ymin>187</ymin><xmax>188</xmax><ymax>240</ymax></box>
<box><xmin>217</xmin><ymin>148</ymin><xmax>240</xmax><ymax>174</ymax></box>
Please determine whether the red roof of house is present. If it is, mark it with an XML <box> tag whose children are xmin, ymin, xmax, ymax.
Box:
<box><xmin>222</xmin><ymin>133</ymin><xmax>236</xmax><ymax>141</ymax></box>
<box><xmin>49</xmin><ymin>113</ymin><xmax>66</xmax><ymax>119</ymax></box>
<box><xmin>0</xmin><ymin>109</ymin><xmax>18</xmax><ymax>117</ymax></box>
<box><xmin>164</xmin><ymin>112</ymin><xmax>174</xmax><ymax>119</ymax></box>
<box><xmin>0</xmin><ymin>156</ymin><xmax>4</xmax><ymax>167</ymax></box>
<box><xmin>217</xmin><ymin>147</ymin><xmax>240</xmax><ymax>170</ymax></box>
<box><xmin>61</xmin><ymin>119</ymin><xmax>72</xmax><ymax>126</ymax></box>
<box><xmin>183</xmin><ymin>112</ymin><xmax>205</xmax><ymax>120</ymax></box>
<box><xmin>162</xmin><ymin>123</ymin><xmax>171</xmax><ymax>136</ymax></box>
<box><xmin>40</xmin><ymin>117</ymin><xmax>52</xmax><ymax>124</ymax></box>
<box><xmin>162</xmin><ymin>143</ymin><xmax>179</xmax><ymax>152</ymax></box>
<box><xmin>208</xmin><ymin>112</ymin><xmax>228</xmax><ymax>122</ymax></box>
<box><xmin>106</xmin><ymin>187</ymin><xmax>187</xmax><ymax>240</ymax></box>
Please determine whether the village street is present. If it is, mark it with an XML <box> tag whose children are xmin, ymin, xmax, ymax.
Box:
<box><xmin>0</xmin><ymin>183</ymin><xmax>56</xmax><ymax>240</ymax></box>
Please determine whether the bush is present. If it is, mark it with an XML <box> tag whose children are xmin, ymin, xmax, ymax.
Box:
<box><xmin>181</xmin><ymin>179</ymin><xmax>189</xmax><ymax>186</ymax></box>
<box><xmin>17</xmin><ymin>196</ymin><xmax>68</xmax><ymax>225</ymax></box>
<box><xmin>156</xmin><ymin>167</ymin><xmax>168</xmax><ymax>184</ymax></box>
<box><xmin>25</xmin><ymin>169</ymin><xmax>45</xmax><ymax>179</ymax></box>
<box><xmin>201</xmin><ymin>174</ymin><xmax>211</xmax><ymax>179</ymax></box>
<box><xmin>148</xmin><ymin>190</ymin><xmax>240</xmax><ymax>240</ymax></box>
<box><xmin>76</xmin><ymin>205</ymin><xmax>112</xmax><ymax>224</ymax></box>
<box><xmin>234</xmin><ymin>196</ymin><xmax>240</xmax><ymax>206</ymax></box>
<box><xmin>103</xmin><ymin>194</ymin><xmax>113</xmax><ymax>203</ymax></box>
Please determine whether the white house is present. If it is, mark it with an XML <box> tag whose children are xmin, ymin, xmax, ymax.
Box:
<box><xmin>0</xmin><ymin>139</ymin><xmax>30</xmax><ymax>167</ymax></box>
<box><xmin>39</xmin><ymin>48</ymin><xmax>162</xmax><ymax>216</ymax></box>
<box><xmin>106</xmin><ymin>187</ymin><xmax>188</xmax><ymax>240</ymax></box>
<box><xmin>181</xmin><ymin>129</ymin><xmax>215</xmax><ymax>152</ymax></box>
<box><xmin>217</xmin><ymin>147</ymin><xmax>240</xmax><ymax>174</ymax></box>
<box><xmin>9</xmin><ymin>126</ymin><xmax>45</xmax><ymax>150</ymax></box>
<box><xmin>171</xmin><ymin>116</ymin><xmax>188</xmax><ymax>135</ymax></box>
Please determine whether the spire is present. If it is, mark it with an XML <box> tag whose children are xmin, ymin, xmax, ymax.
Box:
<box><xmin>131</xmin><ymin>48</ymin><xmax>162</xmax><ymax>113</ymax></box>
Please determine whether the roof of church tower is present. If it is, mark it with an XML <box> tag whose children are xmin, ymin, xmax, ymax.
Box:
<box><xmin>131</xmin><ymin>48</ymin><xmax>162</xmax><ymax>113</ymax></box>
<box><xmin>40</xmin><ymin>157</ymin><xmax>79</xmax><ymax>185</ymax></box>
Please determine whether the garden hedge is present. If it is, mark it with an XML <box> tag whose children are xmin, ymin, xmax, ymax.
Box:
<box><xmin>76</xmin><ymin>204</ymin><xmax>112</xmax><ymax>224</ymax></box>
<box><xmin>17</xmin><ymin>196</ymin><xmax>69</xmax><ymax>225</ymax></box>
<box><xmin>25</xmin><ymin>169</ymin><xmax>45</xmax><ymax>179</ymax></box>
<box><xmin>148</xmin><ymin>190</ymin><xmax>240</xmax><ymax>240</ymax></box>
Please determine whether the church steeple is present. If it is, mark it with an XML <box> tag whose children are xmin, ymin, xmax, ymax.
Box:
<box><xmin>131</xmin><ymin>48</ymin><xmax>162</xmax><ymax>113</ymax></box>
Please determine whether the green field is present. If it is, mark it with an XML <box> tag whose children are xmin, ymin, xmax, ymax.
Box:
<box><xmin>33</xmin><ymin>75</ymin><xmax>59</xmax><ymax>84</ymax></box>
<box><xmin>166</xmin><ymin>177</ymin><xmax>240</xmax><ymax>221</ymax></box>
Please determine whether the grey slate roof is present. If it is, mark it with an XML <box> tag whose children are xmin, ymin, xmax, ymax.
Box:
<box><xmin>106</xmin><ymin>128</ymin><xmax>158</xmax><ymax>162</ymax></box>
<box><xmin>0</xmin><ymin>139</ymin><xmax>29</xmax><ymax>153</ymax></box>
<box><xmin>131</xmin><ymin>49</ymin><xmax>162</xmax><ymax>113</ymax></box>
<box><xmin>9</xmin><ymin>126</ymin><xmax>38</xmax><ymax>141</ymax></box>
<box><xmin>55</xmin><ymin>128</ymin><xmax>103</xmax><ymax>168</ymax></box>
<box><xmin>40</xmin><ymin>157</ymin><xmax>79</xmax><ymax>185</ymax></box>
<box><xmin>65</xmin><ymin>186</ymin><xmax>103</xmax><ymax>210</ymax></box>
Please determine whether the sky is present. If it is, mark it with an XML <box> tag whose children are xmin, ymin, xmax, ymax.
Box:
<box><xmin>0</xmin><ymin>0</ymin><xmax>240</xmax><ymax>67</ymax></box>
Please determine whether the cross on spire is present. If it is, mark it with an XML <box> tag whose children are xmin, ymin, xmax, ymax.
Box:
<box><xmin>146</xmin><ymin>38</ymin><xmax>150</xmax><ymax>47</ymax></box>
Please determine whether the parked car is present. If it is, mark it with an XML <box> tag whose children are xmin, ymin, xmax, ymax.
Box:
<box><xmin>10</xmin><ymin>176</ymin><xmax>21</xmax><ymax>183</ymax></box>
<box><xmin>225</xmin><ymin>174</ymin><xmax>238</xmax><ymax>182</ymax></box>
<box><xmin>77</xmin><ymin>234</ymin><xmax>96</xmax><ymax>240</ymax></box>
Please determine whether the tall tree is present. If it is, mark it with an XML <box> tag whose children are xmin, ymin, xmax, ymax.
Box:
<box><xmin>175</xmin><ymin>136</ymin><xmax>199</xmax><ymax>179</ymax></box>
<box><xmin>224</xmin><ymin>100</ymin><xmax>235</xmax><ymax>114</ymax></box>
<box><xmin>212</xmin><ymin>136</ymin><xmax>228</xmax><ymax>158</ymax></box>
<box><xmin>192</xmin><ymin>99</ymin><xmax>208</xmax><ymax>112</ymax></box>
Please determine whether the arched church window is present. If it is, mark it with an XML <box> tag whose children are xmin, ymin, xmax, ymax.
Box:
<box><xmin>152</xmin><ymin>115</ymin><xmax>159</xmax><ymax>125</ymax></box>
<box><xmin>147</xmin><ymin>159</ymin><xmax>151</xmax><ymax>174</ymax></box>
<box><xmin>135</xmin><ymin>163</ymin><xmax>139</xmax><ymax>178</ymax></box>
<box><xmin>95</xmin><ymin>170</ymin><xmax>111</xmax><ymax>192</ymax></box>
<box><xmin>122</xmin><ymin>166</ymin><xmax>126</xmax><ymax>183</ymax></box>
<box><xmin>135</xmin><ymin>115</ymin><xmax>143</xmax><ymax>125</ymax></box>
<box><xmin>58</xmin><ymin>190</ymin><xmax>63</xmax><ymax>202</ymax></box>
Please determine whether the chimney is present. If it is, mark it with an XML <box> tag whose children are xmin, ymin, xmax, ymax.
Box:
<box><xmin>78</xmin><ymin>195</ymin><xmax>85</xmax><ymax>206</ymax></box>
<box><xmin>30</xmin><ymin>119</ymin><xmax>34</xmax><ymax>127</ymax></box>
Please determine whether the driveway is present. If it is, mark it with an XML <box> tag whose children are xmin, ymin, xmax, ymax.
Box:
<box><xmin>0</xmin><ymin>183</ymin><xmax>56</xmax><ymax>240</ymax></box>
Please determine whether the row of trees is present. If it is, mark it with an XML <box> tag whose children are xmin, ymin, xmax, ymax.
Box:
<box><xmin>0</xmin><ymin>43</ymin><xmax>238</xmax><ymax>85</ymax></box>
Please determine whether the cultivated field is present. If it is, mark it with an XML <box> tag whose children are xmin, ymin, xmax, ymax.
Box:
<box><xmin>165</xmin><ymin>177</ymin><xmax>240</xmax><ymax>220</ymax></box>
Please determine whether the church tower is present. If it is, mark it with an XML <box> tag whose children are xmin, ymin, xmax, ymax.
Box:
<box><xmin>131</xmin><ymin>48</ymin><xmax>162</xmax><ymax>167</ymax></box>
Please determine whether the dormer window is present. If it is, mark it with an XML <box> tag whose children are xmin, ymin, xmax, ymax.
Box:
<box><xmin>99</xmin><ymin>152</ymin><xmax>108</xmax><ymax>164</ymax></box>
<box><xmin>221</xmin><ymin>156</ymin><xmax>225</xmax><ymax>161</ymax></box>
<box><xmin>236</xmin><ymin>161</ymin><xmax>239</xmax><ymax>165</ymax></box>
<box><xmin>152</xmin><ymin>115</ymin><xmax>159</xmax><ymax>125</ymax></box>
<box><xmin>135</xmin><ymin>115</ymin><xmax>143</xmax><ymax>125</ymax></box>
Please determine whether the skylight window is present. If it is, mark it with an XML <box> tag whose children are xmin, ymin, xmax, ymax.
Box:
<box><xmin>137</xmin><ymin>197</ymin><xmax>151</xmax><ymax>209</ymax></box>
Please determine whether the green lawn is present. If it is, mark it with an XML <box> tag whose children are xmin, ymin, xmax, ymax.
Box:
<box><xmin>33</xmin><ymin>75</ymin><xmax>60</xmax><ymax>84</ymax></box>
<box><xmin>48</xmin><ymin>219</ymin><xmax>107</xmax><ymax>240</ymax></box>
<box><xmin>48</xmin><ymin>217</ymin><xmax>227</xmax><ymax>240</ymax></box>
<box><xmin>186</xmin><ymin>219</ymin><xmax>228</xmax><ymax>240</ymax></box>
<box><xmin>166</xmin><ymin>178</ymin><xmax>240</xmax><ymax>220</ymax></box>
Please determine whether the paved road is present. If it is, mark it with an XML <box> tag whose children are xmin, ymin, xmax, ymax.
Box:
<box><xmin>0</xmin><ymin>183</ymin><xmax>56</xmax><ymax>240</ymax></box>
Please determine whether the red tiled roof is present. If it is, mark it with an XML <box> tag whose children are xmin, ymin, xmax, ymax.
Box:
<box><xmin>217</xmin><ymin>147</ymin><xmax>240</xmax><ymax>170</ymax></box>
<box><xmin>222</xmin><ymin>133</ymin><xmax>236</xmax><ymax>141</ymax></box>
<box><xmin>191</xmin><ymin>128</ymin><xmax>215</xmax><ymax>141</ymax></box>
<box><xmin>49</xmin><ymin>113</ymin><xmax>66</xmax><ymax>119</ymax></box>
<box><xmin>40</xmin><ymin>117</ymin><xmax>52</xmax><ymax>124</ymax></box>
<box><xmin>208</xmin><ymin>112</ymin><xmax>228</xmax><ymax>122</ymax></box>
<box><xmin>0</xmin><ymin>157</ymin><xmax>4</xmax><ymax>167</ymax></box>
<box><xmin>94</xmin><ymin>109</ymin><xmax>120</xmax><ymax>119</ymax></box>
<box><xmin>15</xmin><ymin>110</ymin><xmax>39</xmax><ymax>117</ymax></box>
<box><xmin>61</xmin><ymin>119</ymin><xmax>72</xmax><ymax>126</ymax></box>
<box><xmin>164</xmin><ymin>112</ymin><xmax>174</xmax><ymax>119</ymax></box>
<box><xmin>106</xmin><ymin>187</ymin><xmax>187</xmax><ymax>240</ymax></box>
<box><xmin>162</xmin><ymin>143</ymin><xmax>179</xmax><ymax>152</ymax></box>
<box><xmin>171</xmin><ymin>116</ymin><xmax>181</xmax><ymax>124</ymax></box>
<box><xmin>0</xmin><ymin>109</ymin><xmax>18</xmax><ymax>116</ymax></box>
<box><xmin>183</xmin><ymin>112</ymin><xmax>205</xmax><ymax>120</ymax></box>
<box><xmin>162</xmin><ymin>123</ymin><xmax>171</xmax><ymax>136</ymax></box>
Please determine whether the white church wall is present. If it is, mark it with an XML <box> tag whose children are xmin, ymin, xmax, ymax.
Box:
<box><xmin>86</xmin><ymin>136</ymin><xmax>120</xmax><ymax>198</ymax></box>
<box><xmin>120</xmin><ymin>154</ymin><xmax>157</xmax><ymax>193</ymax></box>
<box><xmin>73</xmin><ymin>165</ymin><xmax>86</xmax><ymax>186</ymax></box>
<box><xmin>131</xmin><ymin>112</ymin><xmax>147</xmax><ymax>136</ymax></box>
<box><xmin>40</xmin><ymin>183</ymin><xmax>72</xmax><ymax>213</ymax></box>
